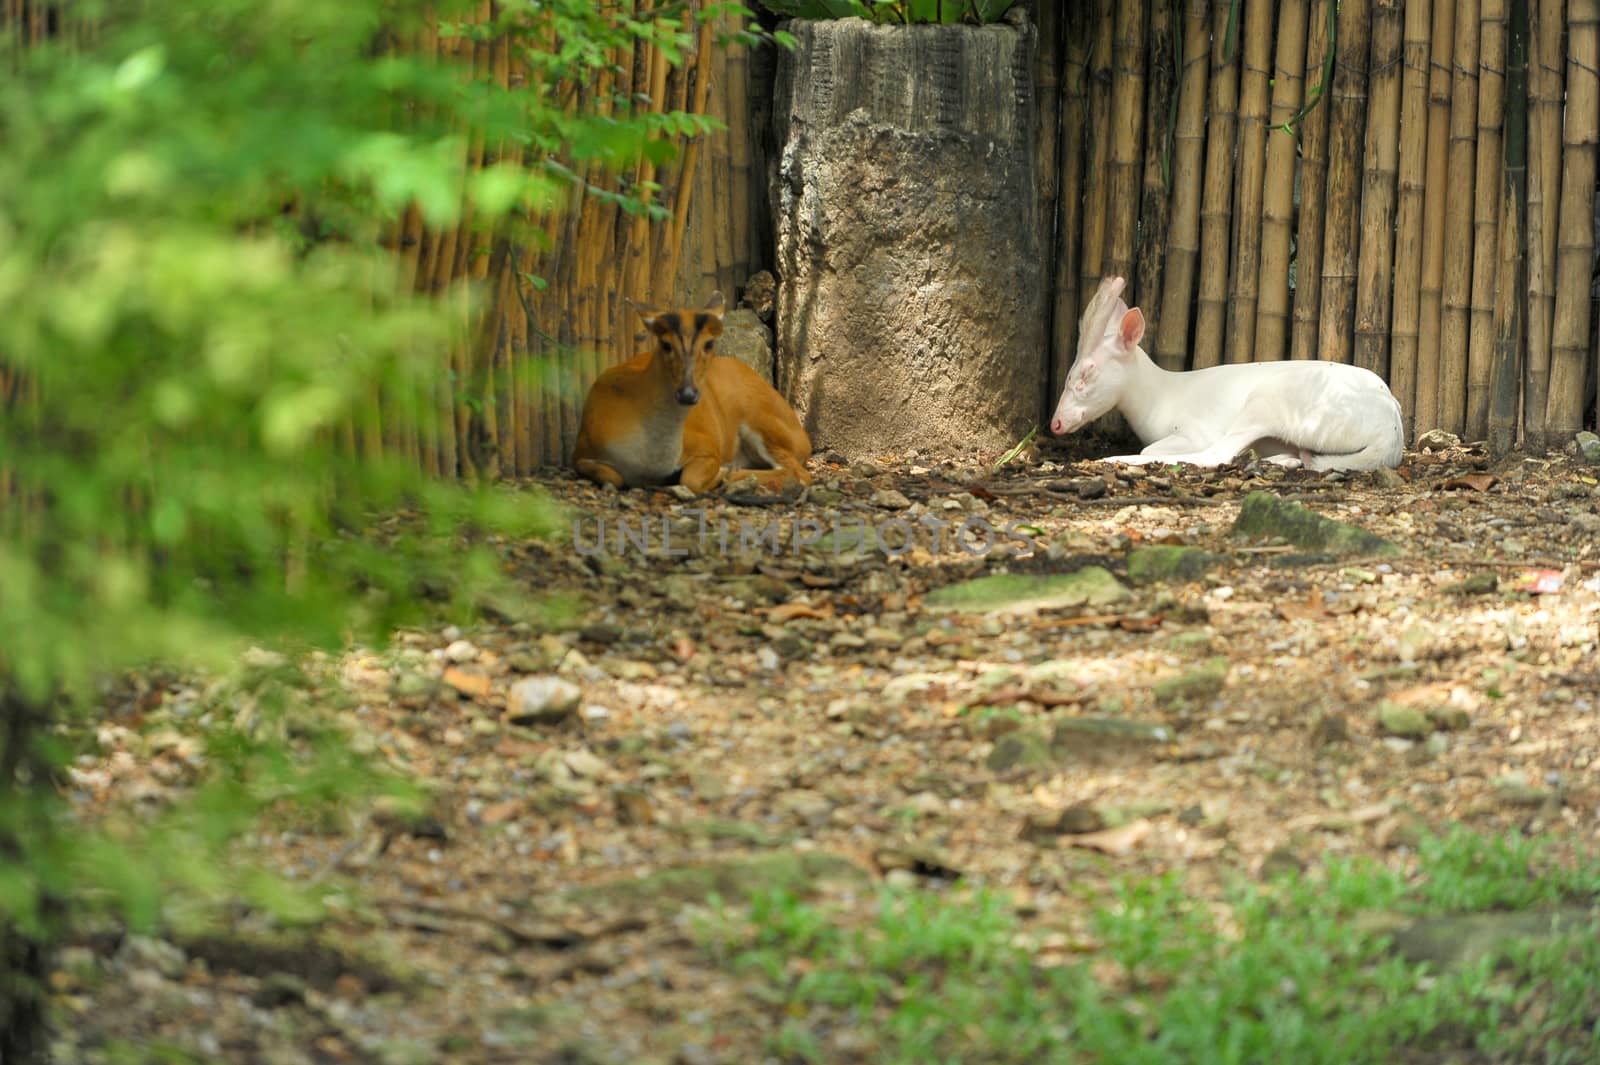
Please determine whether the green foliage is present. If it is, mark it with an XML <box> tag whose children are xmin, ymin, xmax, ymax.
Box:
<box><xmin>0</xmin><ymin>0</ymin><xmax>743</xmax><ymax>946</ymax></box>
<box><xmin>756</xmin><ymin>0</ymin><xmax>1017</xmax><ymax>26</ymax></box>
<box><xmin>699</xmin><ymin>829</ymin><xmax>1600</xmax><ymax>1064</ymax></box>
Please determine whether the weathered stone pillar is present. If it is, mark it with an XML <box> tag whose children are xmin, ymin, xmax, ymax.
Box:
<box><xmin>773</xmin><ymin>17</ymin><xmax>1044</xmax><ymax>459</ymax></box>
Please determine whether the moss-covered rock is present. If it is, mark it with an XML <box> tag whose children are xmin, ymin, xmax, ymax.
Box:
<box><xmin>1232</xmin><ymin>491</ymin><xmax>1398</xmax><ymax>556</ymax></box>
<box><xmin>1126</xmin><ymin>545</ymin><xmax>1221</xmax><ymax>586</ymax></box>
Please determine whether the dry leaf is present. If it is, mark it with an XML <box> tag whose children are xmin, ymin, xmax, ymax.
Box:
<box><xmin>768</xmin><ymin>602</ymin><xmax>833</xmax><ymax>622</ymax></box>
<box><xmin>1442</xmin><ymin>473</ymin><xmax>1497</xmax><ymax>492</ymax></box>
<box><xmin>479</xmin><ymin>799</ymin><xmax>526</xmax><ymax>825</ymax></box>
<box><xmin>1066</xmin><ymin>819</ymin><xmax>1151</xmax><ymax>856</ymax></box>
<box><xmin>1276</xmin><ymin>590</ymin><xmax>1328</xmax><ymax>621</ymax></box>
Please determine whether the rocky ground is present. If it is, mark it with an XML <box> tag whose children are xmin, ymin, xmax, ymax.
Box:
<box><xmin>50</xmin><ymin>432</ymin><xmax>1600</xmax><ymax>1064</ymax></box>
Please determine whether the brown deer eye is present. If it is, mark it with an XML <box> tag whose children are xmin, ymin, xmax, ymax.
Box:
<box><xmin>704</xmin><ymin>341</ymin><xmax>715</xmax><ymax>352</ymax></box>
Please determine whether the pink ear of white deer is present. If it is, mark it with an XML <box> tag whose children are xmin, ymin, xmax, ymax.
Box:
<box><xmin>1119</xmin><ymin>307</ymin><xmax>1145</xmax><ymax>349</ymax></box>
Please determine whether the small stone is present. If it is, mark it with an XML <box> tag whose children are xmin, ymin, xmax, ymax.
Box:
<box><xmin>564</xmin><ymin>748</ymin><xmax>608</xmax><ymax>779</ymax></box>
<box><xmin>1417</xmin><ymin>428</ymin><xmax>1461</xmax><ymax>451</ymax></box>
<box><xmin>1153</xmin><ymin>658</ymin><xmax>1228</xmax><ymax>707</ymax></box>
<box><xmin>691</xmin><ymin>771</ymin><xmax>728</xmax><ymax>801</ymax></box>
<box><xmin>1377</xmin><ymin>701</ymin><xmax>1431</xmax><ymax>738</ymax></box>
<box><xmin>117</xmin><ymin>936</ymin><xmax>187</xmax><ymax>980</ymax></box>
<box><xmin>1576</xmin><ymin>431</ymin><xmax>1600</xmax><ymax>465</ymax></box>
<box><xmin>1445</xmin><ymin>573</ymin><xmax>1498</xmax><ymax>596</ymax></box>
<box><xmin>581</xmin><ymin>704</ymin><xmax>611</xmax><ymax>727</ymax></box>
<box><xmin>779</xmin><ymin>789</ymin><xmax>832</xmax><ymax>823</ymax></box>
<box><xmin>1371</xmin><ymin>467</ymin><xmax>1406</xmax><ymax>488</ymax></box>
<box><xmin>668</xmin><ymin>484</ymin><xmax>697</xmax><ymax>501</ymax></box>
<box><xmin>376</xmin><ymin>1039</ymin><xmax>437</xmax><ymax>1065</ymax></box>
<box><xmin>755</xmin><ymin>647</ymin><xmax>781</xmax><ymax>671</ymax></box>
<box><xmin>610</xmin><ymin>659</ymin><xmax>659</xmax><ymax>681</ymax></box>
<box><xmin>830</xmin><ymin>632</ymin><xmax>868</xmax><ymax>651</ymax></box>
<box><xmin>863</xmin><ymin>626</ymin><xmax>903</xmax><ymax>648</ymax></box>
<box><xmin>506</xmin><ymin>676</ymin><xmax>581</xmax><ymax>726</ymax></box>
<box><xmin>1492</xmin><ymin>772</ymin><xmax>1553</xmax><ymax>808</ymax></box>
<box><xmin>1054</xmin><ymin>803</ymin><xmax>1106</xmax><ymax>835</ymax></box>
<box><xmin>1071</xmin><ymin>477</ymin><xmax>1107</xmax><ymax>500</ymax></box>
<box><xmin>470</xmin><ymin>716</ymin><xmax>500</xmax><ymax>737</ymax></box>
<box><xmin>870</xmin><ymin>488</ymin><xmax>913</xmax><ymax>510</ymax></box>
<box><xmin>579</xmin><ymin>623</ymin><xmax>621</xmax><ymax>646</ymax></box>
<box><xmin>443</xmin><ymin>639</ymin><xmax>479</xmax><ymax>664</ymax></box>
<box><xmin>1260</xmin><ymin>847</ymin><xmax>1304</xmax><ymax>880</ymax></box>
<box><xmin>252</xmin><ymin>972</ymin><xmax>309</xmax><ymax>1008</ymax></box>
<box><xmin>241</xmin><ymin>646</ymin><xmax>288</xmax><ymax>670</ymax></box>
<box><xmin>1310</xmin><ymin>712</ymin><xmax>1350</xmax><ymax>746</ymax></box>
<box><xmin>1425</xmin><ymin>706</ymin><xmax>1472</xmax><ymax>732</ymax></box>
<box><xmin>986</xmin><ymin>729</ymin><xmax>1054</xmax><ymax>773</ymax></box>
<box><xmin>613</xmin><ymin>788</ymin><xmax>655</xmax><ymax>825</ymax></box>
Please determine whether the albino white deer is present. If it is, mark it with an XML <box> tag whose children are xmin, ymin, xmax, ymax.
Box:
<box><xmin>1050</xmin><ymin>277</ymin><xmax>1405</xmax><ymax>471</ymax></box>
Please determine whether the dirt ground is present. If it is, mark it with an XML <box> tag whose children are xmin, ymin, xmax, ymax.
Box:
<box><xmin>53</xmin><ymin>433</ymin><xmax>1600</xmax><ymax>1064</ymax></box>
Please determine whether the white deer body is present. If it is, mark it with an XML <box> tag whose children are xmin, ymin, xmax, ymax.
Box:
<box><xmin>1051</xmin><ymin>278</ymin><xmax>1404</xmax><ymax>472</ymax></box>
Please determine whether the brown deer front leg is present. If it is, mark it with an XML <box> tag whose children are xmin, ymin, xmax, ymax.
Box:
<box><xmin>574</xmin><ymin>458</ymin><xmax>626</xmax><ymax>489</ymax></box>
<box><xmin>677</xmin><ymin>453</ymin><xmax>724</xmax><ymax>494</ymax></box>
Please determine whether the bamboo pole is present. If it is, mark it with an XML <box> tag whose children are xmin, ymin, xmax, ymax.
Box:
<box><xmin>1226</xmin><ymin>0</ymin><xmax>1273</xmax><ymax>365</ymax></box>
<box><xmin>1052</xmin><ymin>7</ymin><xmax>1090</xmax><ymax>390</ymax></box>
<box><xmin>1353</xmin><ymin>0</ymin><xmax>1403</xmax><ymax>381</ymax></box>
<box><xmin>1077</xmin><ymin>2</ymin><xmax>1114</xmax><ymax>325</ymax></box>
<box><xmin>663</xmin><ymin>16</ymin><xmax>715</xmax><ymax>301</ymax></box>
<box><xmin>1037</xmin><ymin>0</ymin><xmax>1063</xmax><ymax>401</ymax></box>
<box><xmin>1414</xmin><ymin>0</ymin><xmax>1458</xmax><ymax>431</ymax></box>
<box><xmin>724</xmin><ymin>15</ymin><xmax>755</xmax><ymax>295</ymax></box>
<box><xmin>1254</xmin><ymin>0</ymin><xmax>1308</xmax><ymax>365</ymax></box>
<box><xmin>1133</xmin><ymin>0</ymin><xmax>1174</xmax><ymax>354</ymax></box>
<box><xmin>1545</xmin><ymin>0</ymin><xmax>1597</xmax><ymax>438</ymax></box>
<box><xmin>1523</xmin><ymin>0</ymin><xmax>1565</xmax><ymax>449</ymax></box>
<box><xmin>1438</xmin><ymin>0</ymin><xmax>1480</xmax><ymax>436</ymax></box>
<box><xmin>1154</xmin><ymin>0</ymin><xmax>1211</xmax><ymax>372</ymax></box>
<box><xmin>1489</xmin><ymin>0</ymin><xmax>1529</xmax><ymax>455</ymax></box>
<box><xmin>1194</xmin><ymin>0</ymin><xmax>1240</xmax><ymax>370</ymax></box>
<box><xmin>1290</xmin><ymin>0</ymin><xmax>1335</xmax><ymax>361</ymax></box>
<box><xmin>1389</xmin><ymin>0</ymin><xmax>1434</xmax><ymax>436</ymax></box>
<box><xmin>1466</xmin><ymin>0</ymin><xmax>1506</xmax><ymax>439</ymax></box>
<box><xmin>1317</xmin><ymin>0</ymin><xmax>1369</xmax><ymax>367</ymax></box>
<box><xmin>1103</xmin><ymin>0</ymin><xmax>1145</xmax><ymax>284</ymax></box>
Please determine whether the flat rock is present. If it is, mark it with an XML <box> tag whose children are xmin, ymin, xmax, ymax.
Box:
<box><xmin>925</xmin><ymin>566</ymin><xmax>1129</xmax><ymax>614</ymax></box>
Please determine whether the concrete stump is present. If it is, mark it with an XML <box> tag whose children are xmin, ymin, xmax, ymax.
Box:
<box><xmin>772</xmin><ymin>17</ymin><xmax>1045</xmax><ymax>459</ymax></box>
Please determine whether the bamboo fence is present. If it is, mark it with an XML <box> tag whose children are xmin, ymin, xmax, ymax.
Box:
<box><xmin>3</xmin><ymin>0</ymin><xmax>762</xmax><ymax>475</ymax></box>
<box><xmin>1046</xmin><ymin>0</ymin><xmax>1597</xmax><ymax>449</ymax></box>
<box><xmin>7</xmin><ymin>0</ymin><xmax>1600</xmax><ymax>469</ymax></box>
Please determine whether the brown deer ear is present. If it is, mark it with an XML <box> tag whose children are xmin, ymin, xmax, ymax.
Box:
<box><xmin>702</xmin><ymin>291</ymin><xmax>726</xmax><ymax>318</ymax></box>
<box><xmin>625</xmin><ymin>297</ymin><xmax>663</xmax><ymax>332</ymax></box>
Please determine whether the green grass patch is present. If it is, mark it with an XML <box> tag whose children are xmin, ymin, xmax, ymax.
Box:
<box><xmin>696</xmin><ymin>829</ymin><xmax>1600</xmax><ymax>1064</ymax></box>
